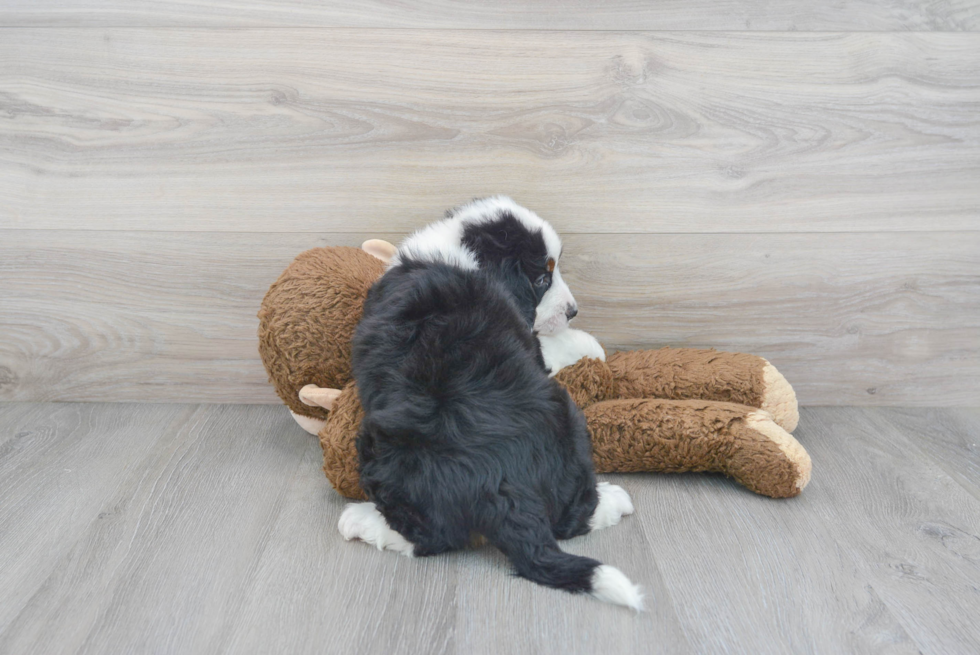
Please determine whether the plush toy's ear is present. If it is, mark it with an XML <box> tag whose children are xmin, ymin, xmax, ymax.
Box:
<box><xmin>361</xmin><ymin>239</ymin><xmax>397</xmax><ymax>264</ymax></box>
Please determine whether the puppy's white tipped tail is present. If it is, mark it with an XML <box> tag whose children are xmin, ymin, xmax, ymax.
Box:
<box><xmin>590</xmin><ymin>565</ymin><xmax>645</xmax><ymax>611</ymax></box>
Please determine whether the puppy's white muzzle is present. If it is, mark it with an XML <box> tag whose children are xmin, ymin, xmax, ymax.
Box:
<box><xmin>533</xmin><ymin>267</ymin><xmax>577</xmax><ymax>336</ymax></box>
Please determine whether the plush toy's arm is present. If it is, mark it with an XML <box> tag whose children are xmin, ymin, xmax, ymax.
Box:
<box><xmin>584</xmin><ymin>398</ymin><xmax>810</xmax><ymax>498</ymax></box>
<box><xmin>605</xmin><ymin>348</ymin><xmax>799</xmax><ymax>433</ymax></box>
<box><xmin>536</xmin><ymin>326</ymin><xmax>798</xmax><ymax>432</ymax></box>
<box><xmin>319</xmin><ymin>382</ymin><xmax>368</xmax><ymax>500</ymax></box>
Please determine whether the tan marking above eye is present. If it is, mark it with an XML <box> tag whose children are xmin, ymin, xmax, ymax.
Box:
<box><xmin>546</xmin><ymin>258</ymin><xmax>555</xmax><ymax>272</ymax></box>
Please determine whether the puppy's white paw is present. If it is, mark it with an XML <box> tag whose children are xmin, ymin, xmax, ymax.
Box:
<box><xmin>588</xmin><ymin>482</ymin><xmax>634</xmax><ymax>531</ymax></box>
<box><xmin>338</xmin><ymin>502</ymin><xmax>415</xmax><ymax>557</ymax></box>
<box><xmin>538</xmin><ymin>328</ymin><xmax>605</xmax><ymax>377</ymax></box>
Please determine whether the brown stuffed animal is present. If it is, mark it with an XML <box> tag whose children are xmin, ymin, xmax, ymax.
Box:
<box><xmin>258</xmin><ymin>243</ymin><xmax>811</xmax><ymax>500</ymax></box>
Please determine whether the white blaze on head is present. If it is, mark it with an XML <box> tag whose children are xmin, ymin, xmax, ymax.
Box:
<box><xmin>388</xmin><ymin>215</ymin><xmax>479</xmax><ymax>271</ymax></box>
<box><xmin>529</xmin><ymin>212</ymin><xmax>577</xmax><ymax>336</ymax></box>
<box><xmin>388</xmin><ymin>196</ymin><xmax>578</xmax><ymax>334</ymax></box>
<box><xmin>533</xmin><ymin>265</ymin><xmax>577</xmax><ymax>335</ymax></box>
<box><xmin>468</xmin><ymin>198</ymin><xmax>577</xmax><ymax>336</ymax></box>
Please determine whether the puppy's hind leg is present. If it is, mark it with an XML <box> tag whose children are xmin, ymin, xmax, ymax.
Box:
<box><xmin>588</xmin><ymin>482</ymin><xmax>634</xmax><ymax>532</ymax></box>
<box><xmin>338</xmin><ymin>502</ymin><xmax>415</xmax><ymax>557</ymax></box>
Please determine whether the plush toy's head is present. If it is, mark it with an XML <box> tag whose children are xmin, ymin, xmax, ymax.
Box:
<box><xmin>257</xmin><ymin>246</ymin><xmax>386</xmax><ymax>420</ymax></box>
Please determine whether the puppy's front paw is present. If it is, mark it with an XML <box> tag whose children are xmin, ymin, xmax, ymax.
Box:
<box><xmin>539</xmin><ymin>328</ymin><xmax>605</xmax><ymax>376</ymax></box>
<box><xmin>588</xmin><ymin>482</ymin><xmax>635</xmax><ymax>531</ymax></box>
<box><xmin>338</xmin><ymin>502</ymin><xmax>415</xmax><ymax>557</ymax></box>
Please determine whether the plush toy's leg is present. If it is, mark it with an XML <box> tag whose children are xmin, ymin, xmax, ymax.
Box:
<box><xmin>553</xmin><ymin>357</ymin><xmax>618</xmax><ymax>410</ymax></box>
<box><xmin>606</xmin><ymin>348</ymin><xmax>799</xmax><ymax>432</ymax></box>
<box><xmin>757</xmin><ymin>362</ymin><xmax>798</xmax><ymax>432</ymax></box>
<box><xmin>319</xmin><ymin>382</ymin><xmax>369</xmax><ymax>501</ymax></box>
<box><xmin>584</xmin><ymin>398</ymin><xmax>811</xmax><ymax>498</ymax></box>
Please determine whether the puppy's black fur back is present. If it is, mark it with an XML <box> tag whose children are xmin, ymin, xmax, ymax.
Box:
<box><xmin>351</xmin><ymin>249</ymin><xmax>603</xmax><ymax>593</ymax></box>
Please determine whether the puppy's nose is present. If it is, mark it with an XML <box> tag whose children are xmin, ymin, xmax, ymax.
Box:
<box><xmin>565</xmin><ymin>305</ymin><xmax>578</xmax><ymax>320</ymax></box>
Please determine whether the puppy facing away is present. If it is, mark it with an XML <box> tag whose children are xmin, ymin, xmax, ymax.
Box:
<box><xmin>339</xmin><ymin>197</ymin><xmax>642</xmax><ymax>610</ymax></box>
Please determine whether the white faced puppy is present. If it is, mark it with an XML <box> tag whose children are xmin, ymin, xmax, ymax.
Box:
<box><xmin>340</xmin><ymin>197</ymin><xmax>641</xmax><ymax>610</ymax></box>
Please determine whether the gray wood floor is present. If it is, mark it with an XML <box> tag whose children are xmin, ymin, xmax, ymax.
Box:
<box><xmin>1</xmin><ymin>403</ymin><xmax>978</xmax><ymax>654</ymax></box>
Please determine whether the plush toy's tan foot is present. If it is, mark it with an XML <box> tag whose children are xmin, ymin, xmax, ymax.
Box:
<box><xmin>299</xmin><ymin>384</ymin><xmax>342</xmax><ymax>410</ymax></box>
<box><xmin>760</xmin><ymin>361</ymin><xmax>799</xmax><ymax>433</ymax></box>
<box><xmin>291</xmin><ymin>384</ymin><xmax>342</xmax><ymax>436</ymax></box>
<box><xmin>289</xmin><ymin>410</ymin><xmax>327</xmax><ymax>436</ymax></box>
<box><xmin>605</xmin><ymin>348</ymin><xmax>800</xmax><ymax>433</ymax></box>
<box><xmin>739</xmin><ymin>410</ymin><xmax>810</xmax><ymax>493</ymax></box>
<box><xmin>585</xmin><ymin>398</ymin><xmax>811</xmax><ymax>498</ymax></box>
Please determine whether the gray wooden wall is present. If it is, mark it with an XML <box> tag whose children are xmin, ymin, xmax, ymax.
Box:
<box><xmin>1</xmin><ymin>2</ymin><xmax>978</xmax><ymax>407</ymax></box>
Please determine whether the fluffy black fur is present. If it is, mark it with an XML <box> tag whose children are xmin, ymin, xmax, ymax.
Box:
<box><xmin>351</xmin><ymin>215</ymin><xmax>602</xmax><ymax>594</ymax></box>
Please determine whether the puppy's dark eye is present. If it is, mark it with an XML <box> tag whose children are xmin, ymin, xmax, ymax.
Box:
<box><xmin>534</xmin><ymin>274</ymin><xmax>550</xmax><ymax>288</ymax></box>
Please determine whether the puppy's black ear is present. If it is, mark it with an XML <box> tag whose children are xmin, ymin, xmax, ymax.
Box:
<box><xmin>462</xmin><ymin>223</ymin><xmax>511</xmax><ymax>265</ymax></box>
<box><xmin>496</xmin><ymin>258</ymin><xmax>537</xmax><ymax>329</ymax></box>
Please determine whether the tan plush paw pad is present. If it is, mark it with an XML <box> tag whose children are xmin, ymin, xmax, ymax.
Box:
<box><xmin>735</xmin><ymin>411</ymin><xmax>811</xmax><ymax>496</ymax></box>
<box><xmin>289</xmin><ymin>410</ymin><xmax>328</xmax><ymax>436</ymax></box>
<box><xmin>760</xmin><ymin>362</ymin><xmax>799</xmax><ymax>433</ymax></box>
<box><xmin>299</xmin><ymin>384</ymin><xmax>342</xmax><ymax>410</ymax></box>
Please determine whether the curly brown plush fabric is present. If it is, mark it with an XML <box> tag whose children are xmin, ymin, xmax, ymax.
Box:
<box><xmin>257</xmin><ymin>245</ymin><xmax>808</xmax><ymax>500</ymax></box>
<box><xmin>607</xmin><ymin>348</ymin><xmax>767</xmax><ymax>406</ymax></box>
<box><xmin>258</xmin><ymin>247</ymin><xmax>386</xmax><ymax>420</ymax></box>
<box><xmin>317</xmin><ymin>382</ymin><xmax>811</xmax><ymax>500</ymax></box>
<box><xmin>552</xmin><ymin>357</ymin><xmax>616</xmax><ymax>409</ymax></box>
<box><xmin>319</xmin><ymin>381</ymin><xmax>368</xmax><ymax>500</ymax></box>
<box><xmin>585</xmin><ymin>398</ymin><xmax>809</xmax><ymax>498</ymax></box>
<box><xmin>554</xmin><ymin>351</ymin><xmax>798</xmax><ymax>433</ymax></box>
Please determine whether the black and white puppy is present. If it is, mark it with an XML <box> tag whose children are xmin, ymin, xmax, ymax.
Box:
<box><xmin>339</xmin><ymin>197</ymin><xmax>642</xmax><ymax>610</ymax></box>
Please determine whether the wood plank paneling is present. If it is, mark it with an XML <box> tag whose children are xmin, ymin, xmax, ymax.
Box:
<box><xmin>1</xmin><ymin>230</ymin><xmax>976</xmax><ymax>405</ymax></box>
<box><xmin>1</xmin><ymin>1</ymin><xmax>978</xmax><ymax>30</ymax></box>
<box><xmin>573</xmin><ymin>231</ymin><xmax>980</xmax><ymax>406</ymax></box>
<box><xmin>2</xmin><ymin>30</ymin><xmax>978</xmax><ymax>233</ymax></box>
